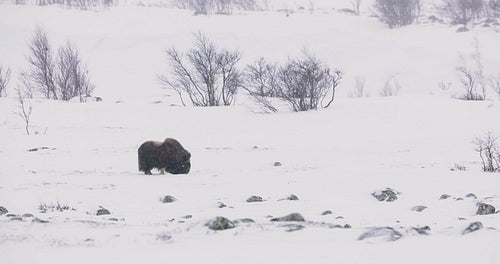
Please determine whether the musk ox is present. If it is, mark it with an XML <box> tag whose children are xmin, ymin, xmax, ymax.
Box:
<box><xmin>138</xmin><ymin>138</ymin><xmax>191</xmax><ymax>175</ymax></box>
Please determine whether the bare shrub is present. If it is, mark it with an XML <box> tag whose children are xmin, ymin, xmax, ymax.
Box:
<box><xmin>25</xmin><ymin>26</ymin><xmax>57</xmax><ymax>100</ymax></box>
<box><xmin>245</xmin><ymin>51</ymin><xmax>343</xmax><ymax>112</ymax></box>
<box><xmin>56</xmin><ymin>41</ymin><xmax>95</xmax><ymax>102</ymax></box>
<box><xmin>379</xmin><ymin>76</ymin><xmax>401</xmax><ymax>96</ymax></box>
<box><xmin>473</xmin><ymin>132</ymin><xmax>500</xmax><ymax>172</ymax></box>
<box><xmin>374</xmin><ymin>0</ymin><xmax>422</xmax><ymax>28</ymax></box>
<box><xmin>243</xmin><ymin>58</ymin><xmax>279</xmax><ymax>112</ymax></box>
<box><xmin>0</xmin><ymin>66</ymin><xmax>11</xmax><ymax>97</ymax></box>
<box><xmin>490</xmin><ymin>0</ymin><xmax>500</xmax><ymax>15</ymax></box>
<box><xmin>438</xmin><ymin>0</ymin><xmax>485</xmax><ymax>25</ymax></box>
<box><xmin>456</xmin><ymin>39</ymin><xmax>486</xmax><ymax>100</ymax></box>
<box><xmin>24</xmin><ymin>27</ymin><xmax>94</xmax><ymax>102</ymax></box>
<box><xmin>349</xmin><ymin>76</ymin><xmax>367</xmax><ymax>98</ymax></box>
<box><xmin>172</xmin><ymin>0</ymin><xmax>257</xmax><ymax>14</ymax></box>
<box><xmin>489</xmin><ymin>73</ymin><xmax>500</xmax><ymax>98</ymax></box>
<box><xmin>15</xmin><ymin>86</ymin><xmax>33</xmax><ymax>135</ymax></box>
<box><xmin>159</xmin><ymin>32</ymin><xmax>242</xmax><ymax>107</ymax></box>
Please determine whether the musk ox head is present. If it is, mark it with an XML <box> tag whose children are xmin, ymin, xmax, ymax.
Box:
<box><xmin>138</xmin><ymin>138</ymin><xmax>191</xmax><ymax>175</ymax></box>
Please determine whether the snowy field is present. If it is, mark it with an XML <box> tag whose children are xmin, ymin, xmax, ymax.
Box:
<box><xmin>1</xmin><ymin>1</ymin><xmax>500</xmax><ymax>263</ymax></box>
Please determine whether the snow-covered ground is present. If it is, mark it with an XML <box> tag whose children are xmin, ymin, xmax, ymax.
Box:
<box><xmin>0</xmin><ymin>2</ymin><xmax>500</xmax><ymax>263</ymax></box>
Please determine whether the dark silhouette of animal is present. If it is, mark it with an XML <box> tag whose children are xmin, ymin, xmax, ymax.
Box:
<box><xmin>138</xmin><ymin>138</ymin><xmax>191</xmax><ymax>175</ymax></box>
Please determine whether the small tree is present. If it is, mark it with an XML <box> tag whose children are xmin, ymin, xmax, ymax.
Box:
<box><xmin>374</xmin><ymin>0</ymin><xmax>422</xmax><ymax>28</ymax></box>
<box><xmin>489</xmin><ymin>73</ymin><xmax>500</xmax><ymax>98</ymax></box>
<box><xmin>0</xmin><ymin>66</ymin><xmax>11</xmax><ymax>97</ymax></box>
<box><xmin>15</xmin><ymin>86</ymin><xmax>33</xmax><ymax>135</ymax></box>
<box><xmin>456</xmin><ymin>39</ymin><xmax>486</xmax><ymax>100</ymax></box>
<box><xmin>473</xmin><ymin>132</ymin><xmax>500</xmax><ymax>172</ymax></box>
<box><xmin>245</xmin><ymin>51</ymin><xmax>343</xmax><ymax>112</ymax></box>
<box><xmin>24</xmin><ymin>27</ymin><xmax>94</xmax><ymax>102</ymax></box>
<box><xmin>56</xmin><ymin>41</ymin><xmax>95</xmax><ymax>102</ymax></box>
<box><xmin>159</xmin><ymin>32</ymin><xmax>242</xmax><ymax>107</ymax></box>
<box><xmin>25</xmin><ymin>26</ymin><xmax>57</xmax><ymax>100</ymax></box>
<box><xmin>439</xmin><ymin>0</ymin><xmax>485</xmax><ymax>25</ymax></box>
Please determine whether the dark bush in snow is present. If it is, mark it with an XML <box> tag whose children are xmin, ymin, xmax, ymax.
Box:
<box><xmin>438</xmin><ymin>0</ymin><xmax>485</xmax><ymax>25</ymax></box>
<box><xmin>373</xmin><ymin>0</ymin><xmax>422</xmax><ymax>28</ymax></box>
<box><xmin>23</xmin><ymin>26</ymin><xmax>95</xmax><ymax>102</ymax></box>
<box><xmin>244</xmin><ymin>51</ymin><xmax>343</xmax><ymax>112</ymax></box>
<box><xmin>159</xmin><ymin>32</ymin><xmax>242</xmax><ymax>107</ymax></box>
<box><xmin>473</xmin><ymin>132</ymin><xmax>500</xmax><ymax>172</ymax></box>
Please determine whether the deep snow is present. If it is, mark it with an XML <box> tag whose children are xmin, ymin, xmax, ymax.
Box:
<box><xmin>0</xmin><ymin>2</ymin><xmax>500</xmax><ymax>264</ymax></box>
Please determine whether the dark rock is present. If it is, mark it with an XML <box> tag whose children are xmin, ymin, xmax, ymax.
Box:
<box><xmin>11</xmin><ymin>217</ymin><xmax>23</xmax><ymax>221</ymax></box>
<box><xmin>32</xmin><ymin>217</ymin><xmax>49</xmax><ymax>223</ymax></box>
<box><xmin>411</xmin><ymin>206</ymin><xmax>427</xmax><ymax>212</ymax></box>
<box><xmin>0</xmin><ymin>206</ymin><xmax>8</xmax><ymax>215</ymax></box>
<box><xmin>466</xmin><ymin>193</ymin><xmax>477</xmax><ymax>199</ymax></box>
<box><xmin>22</xmin><ymin>213</ymin><xmax>34</xmax><ymax>218</ymax></box>
<box><xmin>271</xmin><ymin>213</ymin><xmax>305</xmax><ymax>222</ymax></box>
<box><xmin>183</xmin><ymin>215</ymin><xmax>193</xmax><ymax>219</ymax></box>
<box><xmin>344</xmin><ymin>224</ymin><xmax>352</xmax><ymax>229</ymax></box>
<box><xmin>217</xmin><ymin>202</ymin><xmax>227</xmax><ymax>208</ymax></box>
<box><xmin>5</xmin><ymin>213</ymin><xmax>17</xmax><ymax>217</ymax></box>
<box><xmin>97</xmin><ymin>208</ymin><xmax>110</xmax><ymax>216</ymax></box>
<box><xmin>207</xmin><ymin>217</ymin><xmax>235</xmax><ymax>231</ymax></box>
<box><xmin>476</xmin><ymin>203</ymin><xmax>496</xmax><ymax>215</ymax></box>
<box><xmin>463</xmin><ymin>222</ymin><xmax>483</xmax><ymax>234</ymax></box>
<box><xmin>358</xmin><ymin>227</ymin><xmax>403</xmax><ymax>242</ymax></box>
<box><xmin>274</xmin><ymin>162</ymin><xmax>282</xmax><ymax>167</ymax></box>
<box><xmin>439</xmin><ymin>194</ymin><xmax>451</xmax><ymax>200</ymax></box>
<box><xmin>372</xmin><ymin>188</ymin><xmax>399</xmax><ymax>202</ymax></box>
<box><xmin>162</xmin><ymin>195</ymin><xmax>177</xmax><ymax>203</ymax></box>
<box><xmin>321</xmin><ymin>210</ymin><xmax>333</xmax><ymax>216</ymax></box>
<box><xmin>247</xmin><ymin>196</ymin><xmax>264</xmax><ymax>203</ymax></box>
<box><xmin>233</xmin><ymin>218</ymin><xmax>255</xmax><ymax>224</ymax></box>
<box><xmin>411</xmin><ymin>226</ymin><xmax>431</xmax><ymax>235</ymax></box>
<box><xmin>286</xmin><ymin>194</ymin><xmax>299</xmax><ymax>201</ymax></box>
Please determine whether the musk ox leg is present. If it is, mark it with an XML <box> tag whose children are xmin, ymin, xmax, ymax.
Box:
<box><xmin>160</xmin><ymin>168</ymin><xmax>166</xmax><ymax>175</ymax></box>
<box><xmin>145</xmin><ymin>170</ymin><xmax>152</xmax><ymax>175</ymax></box>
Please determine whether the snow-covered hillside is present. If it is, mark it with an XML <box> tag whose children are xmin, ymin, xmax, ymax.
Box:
<box><xmin>0</xmin><ymin>2</ymin><xmax>499</xmax><ymax>264</ymax></box>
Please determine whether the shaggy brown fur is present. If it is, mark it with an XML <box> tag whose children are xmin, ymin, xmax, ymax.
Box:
<box><xmin>138</xmin><ymin>138</ymin><xmax>191</xmax><ymax>175</ymax></box>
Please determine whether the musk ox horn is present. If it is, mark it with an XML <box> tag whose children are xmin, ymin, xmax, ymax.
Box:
<box><xmin>138</xmin><ymin>138</ymin><xmax>191</xmax><ymax>175</ymax></box>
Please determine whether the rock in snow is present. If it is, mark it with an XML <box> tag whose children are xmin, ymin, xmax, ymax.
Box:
<box><xmin>476</xmin><ymin>203</ymin><xmax>496</xmax><ymax>215</ymax></box>
<box><xmin>271</xmin><ymin>213</ymin><xmax>305</xmax><ymax>222</ymax></box>
<box><xmin>207</xmin><ymin>217</ymin><xmax>235</xmax><ymax>231</ymax></box>
<box><xmin>358</xmin><ymin>227</ymin><xmax>403</xmax><ymax>242</ymax></box>
<box><xmin>372</xmin><ymin>188</ymin><xmax>399</xmax><ymax>202</ymax></box>
<box><xmin>463</xmin><ymin>222</ymin><xmax>483</xmax><ymax>234</ymax></box>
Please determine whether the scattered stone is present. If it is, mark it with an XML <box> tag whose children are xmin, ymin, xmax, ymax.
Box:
<box><xmin>476</xmin><ymin>203</ymin><xmax>496</xmax><ymax>215</ymax></box>
<box><xmin>372</xmin><ymin>188</ymin><xmax>399</xmax><ymax>202</ymax></box>
<box><xmin>162</xmin><ymin>195</ymin><xmax>177</xmax><ymax>203</ymax></box>
<box><xmin>458</xmin><ymin>217</ymin><xmax>467</xmax><ymax>221</ymax></box>
<box><xmin>96</xmin><ymin>208</ymin><xmax>110</xmax><ymax>216</ymax></box>
<box><xmin>286</xmin><ymin>194</ymin><xmax>299</xmax><ymax>201</ymax></box>
<box><xmin>183</xmin><ymin>215</ymin><xmax>193</xmax><ymax>219</ymax></box>
<box><xmin>282</xmin><ymin>224</ymin><xmax>305</xmax><ymax>232</ymax></box>
<box><xmin>439</xmin><ymin>194</ymin><xmax>451</xmax><ymax>200</ymax></box>
<box><xmin>207</xmin><ymin>217</ymin><xmax>235</xmax><ymax>231</ymax></box>
<box><xmin>336</xmin><ymin>216</ymin><xmax>345</xmax><ymax>219</ymax></box>
<box><xmin>108</xmin><ymin>218</ymin><xmax>119</xmax><ymax>221</ymax></box>
<box><xmin>466</xmin><ymin>193</ymin><xmax>477</xmax><ymax>199</ymax></box>
<box><xmin>217</xmin><ymin>202</ymin><xmax>227</xmax><ymax>208</ymax></box>
<box><xmin>11</xmin><ymin>217</ymin><xmax>23</xmax><ymax>222</ymax></box>
<box><xmin>22</xmin><ymin>213</ymin><xmax>34</xmax><ymax>218</ymax></box>
<box><xmin>32</xmin><ymin>217</ymin><xmax>49</xmax><ymax>223</ymax></box>
<box><xmin>411</xmin><ymin>226</ymin><xmax>431</xmax><ymax>235</ymax></box>
<box><xmin>5</xmin><ymin>213</ymin><xmax>17</xmax><ymax>217</ymax></box>
<box><xmin>321</xmin><ymin>210</ymin><xmax>333</xmax><ymax>216</ymax></box>
<box><xmin>274</xmin><ymin>162</ymin><xmax>282</xmax><ymax>167</ymax></box>
<box><xmin>463</xmin><ymin>222</ymin><xmax>483</xmax><ymax>234</ymax></box>
<box><xmin>0</xmin><ymin>206</ymin><xmax>8</xmax><ymax>215</ymax></box>
<box><xmin>233</xmin><ymin>218</ymin><xmax>255</xmax><ymax>224</ymax></box>
<box><xmin>358</xmin><ymin>227</ymin><xmax>403</xmax><ymax>242</ymax></box>
<box><xmin>271</xmin><ymin>213</ymin><xmax>305</xmax><ymax>222</ymax></box>
<box><xmin>156</xmin><ymin>233</ymin><xmax>172</xmax><ymax>241</ymax></box>
<box><xmin>28</xmin><ymin>147</ymin><xmax>51</xmax><ymax>152</ymax></box>
<box><xmin>411</xmin><ymin>206</ymin><xmax>427</xmax><ymax>212</ymax></box>
<box><xmin>247</xmin><ymin>196</ymin><xmax>264</xmax><ymax>203</ymax></box>
<box><xmin>344</xmin><ymin>224</ymin><xmax>352</xmax><ymax>229</ymax></box>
